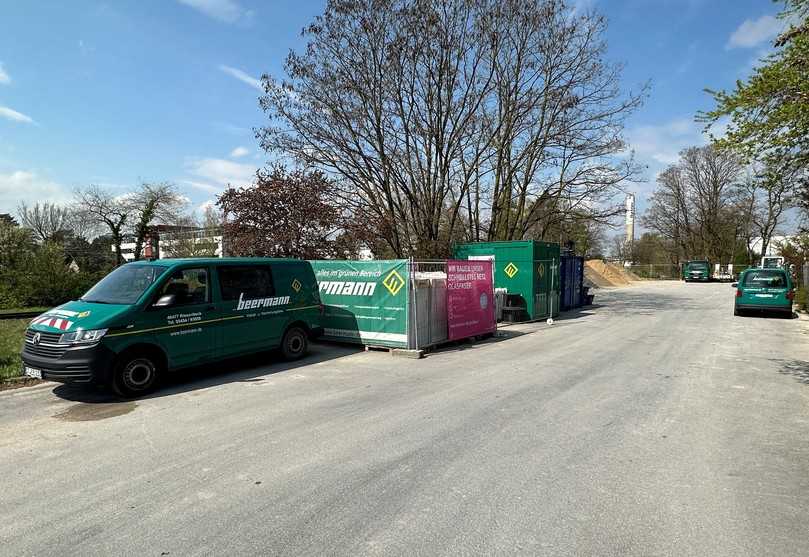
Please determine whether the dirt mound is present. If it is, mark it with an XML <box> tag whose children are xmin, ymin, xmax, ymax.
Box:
<box><xmin>584</xmin><ymin>260</ymin><xmax>637</xmax><ymax>288</ymax></box>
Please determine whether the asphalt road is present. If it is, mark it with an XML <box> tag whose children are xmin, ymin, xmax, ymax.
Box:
<box><xmin>2</xmin><ymin>281</ymin><xmax>809</xmax><ymax>556</ymax></box>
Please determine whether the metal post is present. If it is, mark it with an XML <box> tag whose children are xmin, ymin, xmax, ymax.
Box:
<box><xmin>410</xmin><ymin>258</ymin><xmax>419</xmax><ymax>350</ymax></box>
<box><xmin>547</xmin><ymin>258</ymin><xmax>556</xmax><ymax>325</ymax></box>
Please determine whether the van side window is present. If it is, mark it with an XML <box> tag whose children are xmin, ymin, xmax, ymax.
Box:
<box><xmin>160</xmin><ymin>268</ymin><xmax>209</xmax><ymax>305</ymax></box>
<box><xmin>219</xmin><ymin>266</ymin><xmax>275</xmax><ymax>301</ymax></box>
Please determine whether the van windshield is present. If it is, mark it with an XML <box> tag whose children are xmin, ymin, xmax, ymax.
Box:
<box><xmin>81</xmin><ymin>264</ymin><xmax>169</xmax><ymax>305</ymax></box>
<box><xmin>743</xmin><ymin>270</ymin><xmax>787</xmax><ymax>288</ymax></box>
<box><xmin>689</xmin><ymin>262</ymin><xmax>708</xmax><ymax>269</ymax></box>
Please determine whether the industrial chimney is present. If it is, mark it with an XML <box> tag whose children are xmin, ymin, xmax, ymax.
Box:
<box><xmin>625</xmin><ymin>193</ymin><xmax>635</xmax><ymax>251</ymax></box>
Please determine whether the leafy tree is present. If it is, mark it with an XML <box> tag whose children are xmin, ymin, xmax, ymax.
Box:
<box><xmin>218</xmin><ymin>167</ymin><xmax>342</xmax><ymax>259</ymax></box>
<box><xmin>699</xmin><ymin>0</ymin><xmax>808</xmax><ymax>201</ymax></box>
<box><xmin>0</xmin><ymin>213</ymin><xmax>18</xmax><ymax>227</ymax></box>
<box><xmin>631</xmin><ymin>233</ymin><xmax>675</xmax><ymax>265</ymax></box>
<box><xmin>23</xmin><ymin>243</ymin><xmax>99</xmax><ymax>307</ymax></box>
<box><xmin>0</xmin><ymin>220</ymin><xmax>35</xmax><ymax>307</ymax></box>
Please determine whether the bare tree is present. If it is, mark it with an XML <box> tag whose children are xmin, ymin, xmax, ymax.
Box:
<box><xmin>17</xmin><ymin>202</ymin><xmax>71</xmax><ymax>243</ymax></box>
<box><xmin>74</xmin><ymin>185</ymin><xmax>130</xmax><ymax>264</ymax></box>
<box><xmin>258</xmin><ymin>0</ymin><xmax>644</xmax><ymax>257</ymax></box>
<box><xmin>742</xmin><ymin>163</ymin><xmax>795</xmax><ymax>259</ymax></box>
<box><xmin>642</xmin><ymin>145</ymin><xmax>744</xmax><ymax>263</ymax></box>
<box><xmin>130</xmin><ymin>182</ymin><xmax>186</xmax><ymax>261</ymax></box>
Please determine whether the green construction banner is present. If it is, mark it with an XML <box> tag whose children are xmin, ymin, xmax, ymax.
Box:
<box><xmin>308</xmin><ymin>259</ymin><xmax>409</xmax><ymax>348</ymax></box>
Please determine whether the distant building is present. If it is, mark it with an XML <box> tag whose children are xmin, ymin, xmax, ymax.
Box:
<box><xmin>358</xmin><ymin>246</ymin><xmax>373</xmax><ymax>260</ymax></box>
<box><xmin>749</xmin><ymin>236</ymin><xmax>792</xmax><ymax>257</ymax></box>
<box><xmin>113</xmin><ymin>225</ymin><xmax>223</xmax><ymax>261</ymax></box>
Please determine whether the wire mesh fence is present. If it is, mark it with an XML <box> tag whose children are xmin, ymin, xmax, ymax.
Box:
<box><xmin>625</xmin><ymin>264</ymin><xmax>681</xmax><ymax>280</ymax></box>
<box><xmin>624</xmin><ymin>264</ymin><xmax>753</xmax><ymax>281</ymax></box>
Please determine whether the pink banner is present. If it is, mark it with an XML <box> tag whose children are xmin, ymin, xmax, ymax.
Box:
<box><xmin>447</xmin><ymin>259</ymin><xmax>496</xmax><ymax>341</ymax></box>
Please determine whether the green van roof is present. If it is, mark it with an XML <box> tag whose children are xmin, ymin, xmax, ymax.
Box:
<box><xmin>125</xmin><ymin>257</ymin><xmax>303</xmax><ymax>267</ymax></box>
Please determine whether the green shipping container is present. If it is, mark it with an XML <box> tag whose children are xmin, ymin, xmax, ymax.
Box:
<box><xmin>452</xmin><ymin>240</ymin><xmax>560</xmax><ymax>320</ymax></box>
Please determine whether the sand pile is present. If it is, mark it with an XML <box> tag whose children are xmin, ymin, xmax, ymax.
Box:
<box><xmin>584</xmin><ymin>260</ymin><xmax>638</xmax><ymax>288</ymax></box>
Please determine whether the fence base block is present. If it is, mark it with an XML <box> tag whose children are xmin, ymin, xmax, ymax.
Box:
<box><xmin>391</xmin><ymin>348</ymin><xmax>425</xmax><ymax>359</ymax></box>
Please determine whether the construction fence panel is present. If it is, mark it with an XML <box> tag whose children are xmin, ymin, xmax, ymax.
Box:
<box><xmin>309</xmin><ymin>259</ymin><xmax>410</xmax><ymax>348</ymax></box>
<box><xmin>446</xmin><ymin>259</ymin><xmax>496</xmax><ymax>341</ymax></box>
<box><xmin>409</xmin><ymin>261</ymin><xmax>449</xmax><ymax>349</ymax></box>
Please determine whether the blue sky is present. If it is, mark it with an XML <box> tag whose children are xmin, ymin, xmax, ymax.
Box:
<box><xmin>0</xmin><ymin>0</ymin><xmax>791</xmax><ymax>225</ymax></box>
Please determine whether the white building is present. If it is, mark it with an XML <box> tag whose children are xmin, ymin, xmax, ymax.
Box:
<box><xmin>113</xmin><ymin>225</ymin><xmax>223</xmax><ymax>261</ymax></box>
<box><xmin>749</xmin><ymin>236</ymin><xmax>792</xmax><ymax>257</ymax></box>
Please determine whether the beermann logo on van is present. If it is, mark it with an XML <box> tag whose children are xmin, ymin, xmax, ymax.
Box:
<box><xmin>236</xmin><ymin>293</ymin><xmax>291</xmax><ymax>310</ymax></box>
<box><xmin>319</xmin><ymin>281</ymin><xmax>377</xmax><ymax>296</ymax></box>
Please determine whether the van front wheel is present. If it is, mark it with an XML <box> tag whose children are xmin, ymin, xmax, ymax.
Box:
<box><xmin>281</xmin><ymin>326</ymin><xmax>308</xmax><ymax>361</ymax></box>
<box><xmin>112</xmin><ymin>353</ymin><xmax>159</xmax><ymax>398</ymax></box>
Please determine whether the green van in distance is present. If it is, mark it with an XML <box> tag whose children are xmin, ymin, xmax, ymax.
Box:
<box><xmin>21</xmin><ymin>258</ymin><xmax>323</xmax><ymax>397</ymax></box>
<box><xmin>683</xmin><ymin>260</ymin><xmax>712</xmax><ymax>282</ymax></box>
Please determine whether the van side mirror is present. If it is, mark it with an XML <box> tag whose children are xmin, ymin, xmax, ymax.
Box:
<box><xmin>153</xmin><ymin>294</ymin><xmax>175</xmax><ymax>308</ymax></box>
<box><xmin>731</xmin><ymin>283</ymin><xmax>738</xmax><ymax>288</ymax></box>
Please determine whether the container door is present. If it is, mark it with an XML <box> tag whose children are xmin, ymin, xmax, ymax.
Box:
<box><xmin>573</xmin><ymin>258</ymin><xmax>583</xmax><ymax>307</ymax></box>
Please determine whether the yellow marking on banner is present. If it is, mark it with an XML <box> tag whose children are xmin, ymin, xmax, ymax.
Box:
<box><xmin>382</xmin><ymin>270</ymin><xmax>405</xmax><ymax>295</ymax></box>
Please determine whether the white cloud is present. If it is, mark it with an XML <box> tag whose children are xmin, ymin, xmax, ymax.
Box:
<box><xmin>185</xmin><ymin>157</ymin><xmax>256</xmax><ymax>188</ymax></box>
<box><xmin>177</xmin><ymin>0</ymin><xmax>252</xmax><ymax>24</ymax></box>
<box><xmin>0</xmin><ymin>106</ymin><xmax>35</xmax><ymax>125</ymax></box>
<box><xmin>727</xmin><ymin>14</ymin><xmax>781</xmax><ymax>49</ymax></box>
<box><xmin>182</xmin><ymin>180</ymin><xmax>221</xmax><ymax>194</ymax></box>
<box><xmin>626</xmin><ymin>118</ymin><xmax>705</xmax><ymax>167</ymax></box>
<box><xmin>0</xmin><ymin>170</ymin><xmax>72</xmax><ymax>210</ymax></box>
<box><xmin>229</xmin><ymin>146</ymin><xmax>249</xmax><ymax>158</ymax></box>
<box><xmin>0</xmin><ymin>63</ymin><xmax>9</xmax><ymax>85</ymax></box>
<box><xmin>198</xmin><ymin>199</ymin><xmax>216</xmax><ymax>213</ymax></box>
<box><xmin>218</xmin><ymin>65</ymin><xmax>262</xmax><ymax>92</ymax></box>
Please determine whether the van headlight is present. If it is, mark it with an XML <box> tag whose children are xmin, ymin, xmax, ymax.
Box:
<box><xmin>59</xmin><ymin>328</ymin><xmax>108</xmax><ymax>345</ymax></box>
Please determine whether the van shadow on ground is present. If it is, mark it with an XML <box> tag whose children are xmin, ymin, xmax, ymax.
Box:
<box><xmin>52</xmin><ymin>343</ymin><xmax>363</xmax><ymax>404</ymax></box>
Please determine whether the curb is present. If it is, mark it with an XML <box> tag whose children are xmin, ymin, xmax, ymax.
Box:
<box><xmin>0</xmin><ymin>380</ymin><xmax>54</xmax><ymax>396</ymax></box>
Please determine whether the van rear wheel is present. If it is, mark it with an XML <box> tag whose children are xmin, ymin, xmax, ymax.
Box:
<box><xmin>112</xmin><ymin>353</ymin><xmax>159</xmax><ymax>398</ymax></box>
<box><xmin>281</xmin><ymin>326</ymin><xmax>308</xmax><ymax>361</ymax></box>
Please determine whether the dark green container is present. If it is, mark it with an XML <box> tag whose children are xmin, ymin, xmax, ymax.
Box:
<box><xmin>453</xmin><ymin>240</ymin><xmax>560</xmax><ymax>320</ymax></box>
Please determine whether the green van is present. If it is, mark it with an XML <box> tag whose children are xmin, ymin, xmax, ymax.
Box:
<box><xmin>733</xmin><ymin>267</ymin><xmax>794</xmax><ymax>317</ymax></box>
<box><xmin>683</xmin><ymin>260</ymin><xmax>711</xmax><ymax>282</ymax></box>
<box><xmin>21</xmin><ymin>258</ymin><xmax>324</xmax><ymax>397</ymax></box>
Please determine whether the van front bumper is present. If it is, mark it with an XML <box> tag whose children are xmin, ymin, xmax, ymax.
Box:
<box><xmin>21</xmin><ymin>343</ymin><xmax>116</xmax><ymax>385</ymax></box>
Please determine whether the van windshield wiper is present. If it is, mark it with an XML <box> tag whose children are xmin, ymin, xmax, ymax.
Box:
<box><xmin>79</xmin><ymin>298</ymin><xmax>112</xmax><ymax>304</ymax></box>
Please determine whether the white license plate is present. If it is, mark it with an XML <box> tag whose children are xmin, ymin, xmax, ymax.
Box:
<box><xmin>24</xmin><ymin>366</ymin><xmax>42</xmax><ymax>379</ymax></box>
<box><xmin>755</xmin><ymin>294</ymin><xmax>774</xmax><ymax>298</ymax></box>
